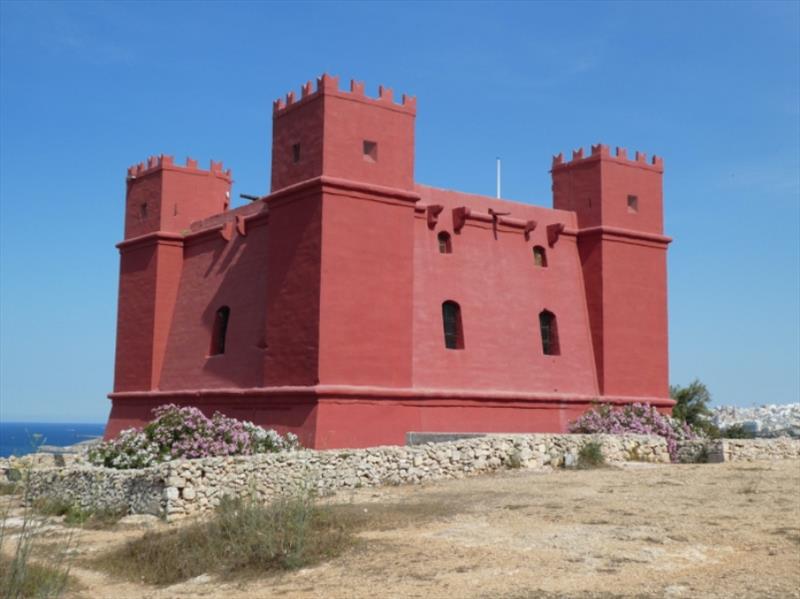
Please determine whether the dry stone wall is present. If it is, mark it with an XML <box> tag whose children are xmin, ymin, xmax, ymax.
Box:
<box><xmin>25</xmin><ymin>467</ymin><xmax>164</xmax><ymax>515</ymax></box>
<box><xmin>24</xmin><ymin>434</ymin><xmax>800</xmax><ymax>521</ymax></box>
<box><xmin>26</xmin><ymin>433</ymin><xmax>667</xmax><ymax>520</ymax></box>
<box><xmin>716</xmin><ymin>438</ymin><xmax>800</xmax><ymax>461</ymax></box>
<box><xmin>675</xmin><ymin>438</ymin><xmax>800</xmax><ymax>463</ymax></box>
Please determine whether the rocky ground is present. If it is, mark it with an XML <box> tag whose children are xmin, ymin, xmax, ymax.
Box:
<box><xmin>2</xmin><ymin>460</ymin><xmax>799</xmax><ymax>598</ymax></box>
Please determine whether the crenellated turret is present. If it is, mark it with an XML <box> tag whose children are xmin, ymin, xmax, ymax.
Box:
<box><xmin>551</xmin><ymin>143</ymin><xmax>663</xmax><ymax>171</ymax></box>
<box><xmin>123</xmin><ymin>155</ymin><xmax>232</xmax><ymax>240</ymax></box>
<box><xmin>551</xmin><ymin>143</ymin><xmax>664</xmax><ymax>235</ymax></box>
<box><xmin>270</xmin><ymin>73</ymin><xmax>416</xmax><ymax>193</ymax></box>
<box><xmin>272</xmin><ymin>74</ymin><xmax>416</xmax><ymax>116</ymax></box>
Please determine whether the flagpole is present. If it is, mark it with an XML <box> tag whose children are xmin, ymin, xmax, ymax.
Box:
<box><xmin>496</xmin><ymin>157</ymin><xmax>501</xmax><ymax>199</ymax></box>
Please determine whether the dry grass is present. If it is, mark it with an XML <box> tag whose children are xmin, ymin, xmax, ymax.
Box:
<box><xmin>93</xmin><ymin>493</ymin><xmax>354</xmax><ymax>585</ymax></box>
<box><xmin>326</xmin><ymin>500</ymin><xmax>461</xmax><ymax>532</ymax></box>
<box><xmin>33</xmin><ymin>497</ymin><xmax>126</xmax><ymax>529</ymax></box>
<box><xmin>0</xmin><ymin>482</ymin><xmax>20</xmax><ymax>496</ymax></box>
<box><xmin>91</xmin><ymin>493</ymin><xmax>463</xmax><ymax>587</ymax></box>
<box><xmin>0</xmin><ymin>554</ymin><xmax>74</xmax><ymax>599</ymax></box>
<box><xmin>1</xmin><ymin>483</ymin><xmax>76</xmax><ymax>598</ymax></box>
<box><xmin>577</xmin><ymin>441</ymin><xmax>606</xmax><ymax>469</ymax></box>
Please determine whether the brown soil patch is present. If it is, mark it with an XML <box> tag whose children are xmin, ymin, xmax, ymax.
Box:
<box><xmin>3</xmin><ymin>460</ymin><xmax>799</xmax><ymax>598</ymax></box>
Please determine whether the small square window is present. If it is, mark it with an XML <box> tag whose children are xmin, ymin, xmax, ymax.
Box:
<box><xmin>292</xmin><ymin>143</ymin><xmax>301</xmax><ymax>163</ymax></box>
<box><xmin>627</xmin><ymin>195</ymin><xmax>638</xmax><ymax>213</ymax></box>
<box><xmin>363</xmin><ymin>140</ymin><xmax>378</xmax><ymax>163</ymax></box>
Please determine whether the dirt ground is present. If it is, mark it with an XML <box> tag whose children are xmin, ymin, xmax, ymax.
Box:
<box><xmin>4</xmin><ymin>460</ymin><xmax>800</xmax><ymax>598</ymax></box>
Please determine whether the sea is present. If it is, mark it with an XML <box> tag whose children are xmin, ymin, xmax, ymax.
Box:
<box><xmin>0</xmin><ymin>422</ymin><xmax>106</xmax><ymax>458</ymax></box>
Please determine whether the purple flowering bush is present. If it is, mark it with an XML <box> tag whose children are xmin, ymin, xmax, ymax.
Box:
<box><xmin>568</xmin><ymin>402</ymin><xmax>699</xmax><ymax>462</ymax></box>
<box><xmin>89</xmin><ymin>404</ymin><xmax>300</xmax><ymax>469</ymax></box>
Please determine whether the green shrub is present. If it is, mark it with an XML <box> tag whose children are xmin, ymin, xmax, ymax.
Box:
<box><xmin>720</xmin><ymin>423</ymin><xmax>755</xmax><ymax>439</ymax></box>
<box><xmin>577</xmin><ymin>441</ymin><xmax>606</xmax><ymax>469</ymax></box>
<box><xmin>94</xmin><ymin>493</ymin><xmax>352</xmax><ymax>585</ymax></box>
<box><xmin>670</xmin><ymin>379</ymin><xmax>716</xmax><ymax>436</ymax></box>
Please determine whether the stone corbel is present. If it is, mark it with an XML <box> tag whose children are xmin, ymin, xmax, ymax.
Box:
<box><xmin>221</xmin><ymin>221</ymin><xmax>234</xmax><ymax>242</ymax></box>
<box><xmin>452</xmin><ymin>207</ymin><xmax>470</xmax><ymax>233</ymax></box>
<box><xmin>524</xmin><ymin>220</ymin><xmax>538</xmax><ymax>241</ymax></box>
<box><xmin>547</xmin><ymin>223</ymin><xmax>565</xmax><ymax>247</ymax></box>
<box><xmin>427</xmin><ymin>204</ymin><xmax>444</xmax><ymax>229</ymax></box>
<box><xmin>236</xmin><ymin>215</ymin><xmax>247</xmax><ymax>237</ymax></box>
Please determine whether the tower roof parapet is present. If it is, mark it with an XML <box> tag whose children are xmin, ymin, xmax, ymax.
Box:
<box><xmin>272</xmin><ymin>73</ymin><xmax>417</xmax><ymax>117</ymax></box>
<box><xmin>126</xmin><ymin>155</ymin><xmax>232</xmax><ymax>180</ymax></box>
<box><xmin>551</xmin><ymin>143</ymin><xmax>663</xmax><ymax>172</ymax></box>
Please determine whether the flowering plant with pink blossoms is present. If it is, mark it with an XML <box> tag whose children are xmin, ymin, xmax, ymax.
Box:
<box><xmin>568</xmin><ymin>402</ymin><xmax>700</xmax><ymax>462</ymax></box>
<box><xmin>89</xmin><ymin>404</ymin><xmax>300</xmax><ymax>469</ymax></box>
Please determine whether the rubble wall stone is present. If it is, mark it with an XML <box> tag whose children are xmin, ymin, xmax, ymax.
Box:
<box><xmin>675</xmin><ymin>438</ymin><xmax>800</xmax><ymax>463</ymax></box>
<box><xmin>25</xmin><ymin>433</ymin><xmax>668</xmax><ymax>519</ymax></box>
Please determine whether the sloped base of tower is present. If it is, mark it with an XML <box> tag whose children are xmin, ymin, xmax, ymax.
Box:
<box><xmin>105</xmin><ymin>386</ymin><xmax>675</xmax><ymax>450</ymax></box>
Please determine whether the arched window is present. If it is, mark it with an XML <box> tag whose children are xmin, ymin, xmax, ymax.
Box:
<box><xmin>438</xmin><ymin>231</ymin><xmax>452</xmax><ymax>254</ymax></box>
<box><xmin>539</xmin><ymin>310</ymin><xmax>559</xmax><ymax>356</ymax></box>
<box><xmin>442</xmin><ymin>301</ymin><xmax>464</xmax><ymax>350</ymax></box>
<box><xmin>210</xmin><ymin>306</ymin><xmax>230</xmax><ymax>355</ymax></box>
<box><xmin>533</xmin><ymin>246</ymin><xmax>547</xmax><ymax>267</ymax></box>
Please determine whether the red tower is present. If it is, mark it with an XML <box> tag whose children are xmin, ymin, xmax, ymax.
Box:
<box><xmin>551</xmin><ymin>145</ymin><xmax>670</xmax><ymax>398</ymax></box>
<box><xmin>111</xmin><ymin>157</ymin><xmax>231</xmax><ymax>410</ymax></box>
<box><xmin>264</xmin><ymin>75</ymin><xmax>418</xmax><ymax>392</ymax></box>
<box><xmin>105</xmin><ymin>75</ymin><xmax>674</xmax><ymax>448</ymax></box>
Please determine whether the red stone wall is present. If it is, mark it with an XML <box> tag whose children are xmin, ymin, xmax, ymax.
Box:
<box><xmin>411</xmin><ymin>187</ymin><xmax>599</xmax><ymax>396</ymax></box>
<box><xmin>113</xmin><ymin>241</ymin><xmax>158</xmax><ymax>392</ymax></box>
<box><xmin>262</xmin><ymin>192</ymin><xmax>323</xmax><ymax>387</ymax></box>
<box><xmin>158</xmin><ymin>219</ymin><xmax>270</xmax><ymax>391</ymax></box>
<box><xmin>318</xmin><ymin>186</ymin><xmax>416</xmax><ymax>387</ymax></box>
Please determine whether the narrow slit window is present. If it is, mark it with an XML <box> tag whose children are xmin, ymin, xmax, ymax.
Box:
<box><xmin>292</xmin><ymin>143</ymin><xmax>301</xmax><ymax>163</ymax></box>
<box><xmin>438</xmin><ymin>231</ymin><xmax>452</xmax><ymax>254</ymax></box>
<box><xmin>533</xmin><ymin>246</ymin><xmax>547</xmax><ymax>267</ymax></box>
<box><xmin>210</xmin><ymin>306</ymin><xmax>230</xmax><ymax>356</ymax></box>
<box><xmin>442</xmin><ymin>301</ymin><xmax>464</xmax><ymax>350</ymax></box>
<box><xmin>539</xmin><ymin>310</ymin><xmax>560</xmax><ymax>356</ymax></box>
<box><xmin>139</xmin><ymin>203</ymin><xmax>148</xmax><ymax>220</ymax></box>
<box><xmin>363</xmin><ymin>140</ymin><xmax>378</xmax><ymax>163</ymax></box>
<box><xmin>627</xmin><ymin>194</ymin><xmax>638</xmax><ymax>213</ymax></box>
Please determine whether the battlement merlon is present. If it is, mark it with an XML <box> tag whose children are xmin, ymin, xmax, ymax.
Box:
<box><xmin>551</xmin><ymin>143</ymin><xmax>663</xmax><ymax>173</ymax></box>
<box><xmin>272</xmin><ymin>73</ymin><xmax>417</xmax><ymax>117</ymax></box>
<box><xmin>127</xmin><ymin>154</ymin><xmax>233</xmax><ymax>181</ymax></box>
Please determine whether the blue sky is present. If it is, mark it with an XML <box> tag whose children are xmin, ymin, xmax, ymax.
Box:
<box><xmin>1</xmin><ymin>1</ymin><xmax>798</xmax><ymax>422</ymax></box>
